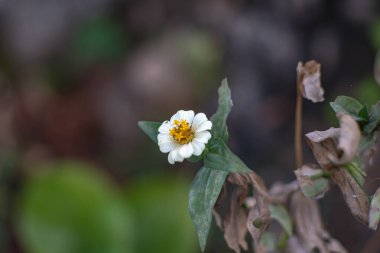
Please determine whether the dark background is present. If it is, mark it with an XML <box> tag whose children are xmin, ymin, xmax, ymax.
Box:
<box><xmin>1</xmin><ymin>0</ymin><xmax>380</xmax><ymax>252</ymax></box>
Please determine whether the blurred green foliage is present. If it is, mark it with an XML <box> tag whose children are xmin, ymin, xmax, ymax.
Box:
<box><xmin>355</xmin><ymin>77</ymin><xmax>380</xmax><ymax>107</ymax></box>
<box><xmin>180</xmin><ymin>32</ymin><xmax>222</xmax><ymax>89</ymax></box>
<box><xmin>369</xmin><ymin>18</ymin><xmax>380</xmax><ymax>49</ymax></box>
<box><xmin>17</xmin><ymin>162</ymin><xmax>133</xmax><ymax>253</ymax></box>
<box><xmin>324</xmin><ymin>79</ymin><xmax>380</xmax><ymax>126</ymax></box>
<box><xmin>70</xmin><ymin>17</ymin><xmax>128</xmax><ymax>65</ymax></box>
<box><xmin>0</xmin><ymin>153</ymin><xmax>21</xmax><ymax>252</ymax></box>
<box><xmin>126</xmin><ymin>174</ymin><xmax>198</xmax><ymax>253</ymax></box>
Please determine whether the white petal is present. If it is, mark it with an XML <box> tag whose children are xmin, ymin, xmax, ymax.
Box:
<box><xmin>170</xmin><ymin>110</ymin><xmax>194</xmax><ymax>124</ymax></box>
<box><xmin>158</xmin><ymin>121</ymin><xmax>172</xmax><ymax>134</ymax></box>
<box><xmin>191</xmin><ymin>113</ymin><xmax>208</xmax><ymax>131</ymax></box>
<box><xmin>179</xmin><ymin>110</ymin><xmax>195</xmax><ymax>123</ymax></box>
<box><xmin>170</xmin><ymin>147</ymin><xmax>184</xmax><ymax>163</ymax></box>
<box><xmin>168</xmin><ymin>152</ymin><xmax>175</xmax><ymax>164</ymax></box>
<box><xmin>195</xmin><ymin>131</ymin><xmax>212</xmax><ymax>143</ymax></box>
<box><xmin>158</xmin><ymin>139</ymin><xmax>176</xmax><ymax>153</ymax></box>
<box><xmin>195</xmin><ymin>120</ymin><xmax>212</xmax><ymax>132</ymax></box>
<box><xmin>170</xmin><ymin>112</ymin><xmax>180</xmax><ymax>123</ymax></box>
<box><xmin>178</xmin><ymin>143</ymin><xmax>194</xmax><ymax>158</ymax></box>
<box><xmin>157</xmin><ymin>133</ymin><xmax>172</xmax><ymax>144</ymax></box>
<box><xmin>191</xmin><ymin>141</ymin><xmax>205</xmax><ymax>156</ymax></box>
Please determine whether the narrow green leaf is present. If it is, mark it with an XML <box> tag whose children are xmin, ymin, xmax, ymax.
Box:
<box><xmin>364</xmin><ymin>102</ymin><xmax>380</xmax><ymax>134</ymax></box>
<box><xmin>204</xmin><ymin>138</ymin><xmax>251</xmax><ymax>173</ymax></box>
<box><xmin>210</xmin><ymin>78</ymin><xmax>232</xmax><ymax>142</ymax></box>
<box><xmin>369</xmin><ymin>187</ymin><xmax>380</xmax><ymax>230</ymax></box>
<box><xmin>269</xmin><ymin>204</ymin><xmax>293</xmax><ymax>236</ymax></box>
<box><xmin>344</xmin><ymin>162</ymin><xmax>366</xmax><ymax>187</ymax></box>
<box><xmin>188</xmin><ymin>167</ymin><xmax>228</xmax><ymax>252</ymax></box>
<box><xmin>330</xmin><ymin>96</ymin><xmax>366</xmax><ymax>122</ymax></box>
<box><xmin>138</xmin><ymin>121</ymin><xmax>161</xmax><ymax>144</ymax></box>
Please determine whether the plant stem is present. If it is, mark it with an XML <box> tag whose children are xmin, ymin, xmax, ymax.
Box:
<box><xmin>295</xmin><ymin>63</ymin><xmax>303</xmax><ymax>169</ymax></box>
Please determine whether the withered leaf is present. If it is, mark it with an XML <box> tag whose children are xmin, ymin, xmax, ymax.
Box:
<box><xmin>223</xmin><ymin>187</ymin><xmax>249</xmax><ymax>253</ymax></box>
<box><xmin>223</xmin><ymin>173</ymin><xmax>270</xmax><ymax>253</ymax></box>
<box><xmin>305</xmin><ymin>113</ymin><xmax>360</xmax><ymax>168</ymax></box>
<box><xmin>290</xmin><ymin>192</ymin><xmax>348</xmax><ymax>253</ymax></box>
<box><xmin>332</xmin><ymin>113</ymin><xmax>361</xmax><ymax>165</ymax></box>
<box><xmin>212</xmin><ymin>184</ymin><xmax>227</xmax><ymax>230</ymax></box>
<box><xmin>306</xmin><ymin>114</ymin><xmax>369</xmax><ymax>225</ymax></box>
<box><xmin>269</xmin><ymin>181</ymin><xmax>299</xmax><ymax>204</ymax></box>
<box><xmin>285</xmin><ymin>236</ymin><xmax>308</xmax><ymax>253</ymax></box>
<box><xmin>294</xmin><ymin>164</ymin><xmax>329</xmax><ymax>199</ymax></box>
<box><xmin>297</xmin><ymin>60</ymin><xmax>324</xmax><ymax>103</ymax></box>
<box><xmin>369</xmin><ymin>187</ymin><xmax>380</xmax><ymax>230</ymax></box>
<box><xmin>305</xmin><ymin>127</ymin><xmax>341</xmax><ymax>170</ymax></box>
<box><xmin>330</xmin><ymin>168</ymin><xmax>369</xmax><ymax>225</ymax></box>
<box><xmin>245</xmin><ymin>173</ymin><xmax>270</xmax><ymax>253</ymax></box>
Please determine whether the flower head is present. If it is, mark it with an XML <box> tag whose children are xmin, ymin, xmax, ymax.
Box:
<box><xmin>158</xmin><ymin>110</ymin><xmax>212</xmax><ymax>164</ymax></box>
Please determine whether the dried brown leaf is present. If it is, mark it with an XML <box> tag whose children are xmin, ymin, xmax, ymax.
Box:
<box><xmin>305</xmin><ymin>114</ymin><xmax>369</xmax><ymax>225</ymax></box>
<box><xmin>213</xmin><ymin>184</ymin><xmax>227</xmax><ymax>230</ymax></box>
<box><xmin>285</xmin><ymin>236</ymin><xmax>309</xmax><ymax>253</ymax></box>
<box><xmin>247</xmin><ymin>206</ymin><xmax>267</xmax><ymax>253</ymax></box>
<box><xmin>297</xmin><ymin>60</ymin><xmax>324</xmax><ymax>103</ymax></box>
<box><xmin>332</xmin><ymin>113</ymin><xmax>361</xmax><ymax>165</ymax></box>
<box><xmin>290</xmin><ymin>191</ymin><xmax>348</xmax><ymax>253</ymax></box>
<box><xmin>369</xmin><ymin>187</ymin><xmax>380</xmax><ymax>230</ymax></box>
<box><xmin>331</xmin><ymin>168</ymin><xmax>370</xmax><ymax>225</ymax></box>
<box><xmin>223</xmin><ymin>187</ymin><xmax>249</xmax><ymax>253</ymax></box>
<box><xmin>305</xmin><ymin>127</ymin><xmax>341</xmax><ymax>169</ymax></box>
<box><xmin>224</xmin><ymin>173</ymin><xmax>270</xmax><ymax>253</ymax></box>
<box><xmin>268</xmin><ymin>181</ymin><xmax>299</xmax><ymax>204</ymax></box>
<box><xmin>305</xmin><ymin>113</ymin><xmax>360</xmax><ymax>167</ymax></box>
<box><xmin>246</xmin><ymin>173</ymin><xmax>270</xmax><ymax>253</ymax></box>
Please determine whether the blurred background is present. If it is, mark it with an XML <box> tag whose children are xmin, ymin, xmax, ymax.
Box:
<box><xmin>1</xmin><ymin>0</ymin><xmax>380</xmax><ymax>252</ymax></box>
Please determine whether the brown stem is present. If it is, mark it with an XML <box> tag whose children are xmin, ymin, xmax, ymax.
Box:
<box><xmin>295</xmin><ymin>63</ymin><xmax>303</xmax><ymax>169</ymax></box>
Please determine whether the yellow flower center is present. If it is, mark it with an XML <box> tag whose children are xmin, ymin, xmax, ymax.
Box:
<box><xmin>169</xmin><ymin>119</ymin><xmax>195</xmax><ymax>144</ymax></box>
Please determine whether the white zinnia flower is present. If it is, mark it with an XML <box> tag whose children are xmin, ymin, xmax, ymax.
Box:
<box><xmin>158</xmin><ymin>110</ymin><xmax>212</xmax><ymax>164</ymax></box>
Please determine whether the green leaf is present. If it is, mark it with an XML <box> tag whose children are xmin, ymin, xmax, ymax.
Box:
<box><xmin>127</xmin><ymin>175</ymin><xmax>197</xmax><ymax>253</ymax></box>
<box><xmin>295</xmin><ymin>166</ymin><xmax>329</xmax><ymax>199</ymax></box>
<box><xmin>369</xmin><ymin>187</ymin><xmax>380</xmax><ymax>230</ymax></box>
<box><xmin>359</xmin><ymin>134</ymin><xmax>377</xmax><ymax>153</ymax></box>
<box><xmin>259</xmin><ymin>232</ymin><xmax>277</xmax><ymax>251</ymax></box>
<box><xmin>359</xmin><ymin>106</ymin><xmax>369</xmax><ymax>122</ymax></box>
<box><xmin>210</xmin><ymin>78</ymin><xmax>232</xmax><ymax>142</ymax></box>
<box><xmin>204</xmin><ymin>138</ymin><xmax>251</xmax><ymax>173</ymax></box>
<box><xmin>17</xmin><ymin>162</ymin><xmax>133</xmax><ymax>253</ymax></box>
<box><xmin>138</xmin><ymin>121</ymin><xmax>161</xmax><ymax>144</ymax></box>
<box><xmin>330</xmin><ymin>96</ymin><xmax>366</xmax><ymax>122</ymax></box>
<box><xmin>344</xmin><ymin>162</ymin><xmax>366</xmax><ymax>187</ymax></box>
<box><xmin>364</xmin><ymin>102</ymin><xmax>380</xmax><ymax>134</ymax></box>
<box><xmin>269</xmin><ymin>204</ymin><xmax>293</xmax><ymax>236</ymax></box>
<box><xmin>188</xmin><ymin>167</ymin><xmax>228</xmax><ymax>252</ymax></box>
<box><xmin>187</xmin><ymin>154</ymin><xmax>204</xmax><ymax>163</ymax></box>
<box><xmin>301</xmin><ymin>177</ymin><xmax>329</xmax><ymax>199</ymax></box>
